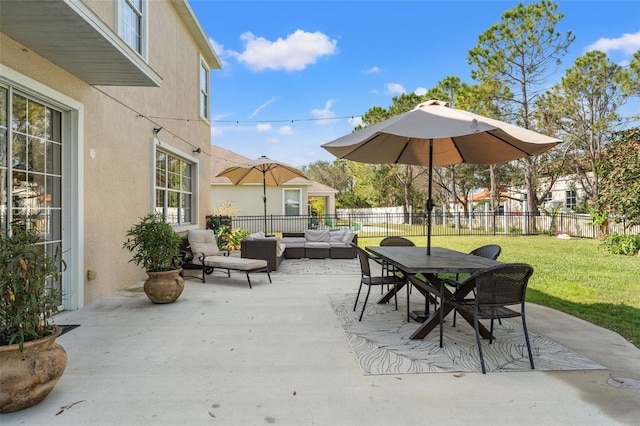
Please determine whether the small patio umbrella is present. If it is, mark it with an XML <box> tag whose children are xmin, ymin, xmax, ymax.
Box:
<box><xmin>216</xmin><ymin>156</ymin><xmax>308</xmax><ymax>234</ymax></box>
<box><xmin>321</xmin><ymin>100</ymin><xmax>562</xmax><ymax>254</ymax></box>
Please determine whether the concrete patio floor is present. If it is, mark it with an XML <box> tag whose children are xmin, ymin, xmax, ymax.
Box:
<box><xmin>2</xmin><ymin>263</ymin><xmax>639</xmax><ymax>425</ymax></box>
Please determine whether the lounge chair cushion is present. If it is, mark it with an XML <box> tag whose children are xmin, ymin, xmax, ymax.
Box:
<box><xmin>187</xmin><ymin>230</ymin><xmax>220</xmax><ymax>257</ymax></box>
<box><xmin>203</xmin><ymin>256</ymin><xmax>267</xmax><ymax>271</ymax></box>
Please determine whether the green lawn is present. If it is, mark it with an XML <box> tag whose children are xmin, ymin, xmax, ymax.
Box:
<box><xmin>358</xmin><ymin>235</ymin><xmax>640</xmax><ymax>348</ymax></box>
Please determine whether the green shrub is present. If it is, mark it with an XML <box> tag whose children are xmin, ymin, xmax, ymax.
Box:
<box><xmin>217</xmin><ymin>225</ymin><xmax>249</xmax><ymax>251</ymax></box>
<box><xmin>601</xmin><ymin>233</ymin><xmax>640</xmax><ymax>256</ymax></box>
<box><xmin>1</xmin><ymin>216</ymin><xmax>65</xmax><ymax>348</ymax></box>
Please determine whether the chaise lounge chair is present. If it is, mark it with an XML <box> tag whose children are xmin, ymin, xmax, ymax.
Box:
<box><xmin>186</xmin><ymin>230</ymin><xmax>271</xmax><ymax>288</ymax></box>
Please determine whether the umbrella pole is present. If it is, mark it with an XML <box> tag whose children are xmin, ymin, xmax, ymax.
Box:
<box><xmin>427</xmin><ymin>139</ymin><xmax>433</xmax><ymax>255</ymax></box>
<box><xmin>263</xmin><ymin>172</ymin><xmax>267</xmax><ymax>234</ymax></box>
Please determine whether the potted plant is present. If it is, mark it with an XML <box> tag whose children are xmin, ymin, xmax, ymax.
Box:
<box><xmin>123</xmin><ymin>213</ymin><xmax>184</xmax><ymax>304</ymax></box>
<box><xmin>0</xmin><ymin>216</ymin><xmax>67</xmax><ymax>413</ymax></box>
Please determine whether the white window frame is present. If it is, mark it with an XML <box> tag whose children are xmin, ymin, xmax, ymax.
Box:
<box><xmin>199</xmin><ymin>56</ymin><xmax>210</xmax><ymax>121</ymax></box>
<box><xmin>117</xmin><ymin>0</ymin><xmax>148</xmax><ymax>59</ymax></box>
<box><xmin>565</xmin><ymin>190</ymin><xmax>577</xmax><ymax>209</ymax></box>
<box><xmin>1</xmin><ymin>65</ymin><xmax>84</xmax><ymax>310</ymax></box>
<box><xmin>283</xmin><ymin>188</ymin><xmax>302</xmax><ymax>216</ymax></box>
<box><xmin>152</xmin><ymin>138</ymin><xmax>199</xmax><ymax>231</ymax></box>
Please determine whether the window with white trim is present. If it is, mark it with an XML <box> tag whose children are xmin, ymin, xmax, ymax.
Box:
<box><xmin>565</xmin><ymin>190</ymin><xmax>577</xmax><ymax>210</ymax></box>
<box><xmin>283</xmin><ymin>189</ymin><xmax>301</xmax><ymax>216</ymax></box>
<box><xmin>199</xmin><ymin>59</ymin><xmax>210</xmax><ymax>120</ymax></box>
<box><xmin>155</xmin><ymin>148</ymin><xmax>195</xmax><ymax>225</ymax></box>
<box><xmin>119</xmin><ymin>0</ymin><xmax>146</xmax><ymax>57</ymax></box>
<box><xmin>1</xmin><ymin>85</ymin><xmax>64</xmax><ymax>302</ymax></box>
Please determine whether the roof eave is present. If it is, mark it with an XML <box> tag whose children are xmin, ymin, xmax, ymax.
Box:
<box><xmin>0</xmin><ymin>0</ymin><xmax>162</xmax><ymax>86</ymax></box>
<box><xmin>171</xmin><ymin>0</ymin><xmax>221</xmax><ymax>69</ymax></box>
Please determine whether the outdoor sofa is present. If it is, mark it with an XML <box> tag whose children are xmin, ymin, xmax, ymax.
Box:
<box><xmin>240</xmin><ymin>229</ymin><xmax>358</xmax><ymax>264</ymax></box>
<box><xmin>280</xmin><ymin>229</ymin><xmax>358</xmax><ymax>259</ymax></box>
<box><xmin>240</xmin><ymin>233</ymin><xmax>285</xmax><ymax>271</ymax></box>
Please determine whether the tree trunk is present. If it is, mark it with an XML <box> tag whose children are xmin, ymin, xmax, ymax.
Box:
<box><xmin>523</xmin><ymin>157</ymin><xmax>539</xmax><ymax>232</ymax></box>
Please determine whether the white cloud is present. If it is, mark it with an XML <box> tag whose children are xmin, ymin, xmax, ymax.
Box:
<box><xmin>210</xmin><ymin>126</ymin><xmax>223</xmax><ymax>137</ymax></box>
<box><xmin>237</xmin><ymin>30</ymin><xmax>337</xmax><ymax>71</ymax></box>
<box><xmin>311</xmin><ymin>100</ymin><xmax>337</xmax><ymax>125</ymax></box>
<box><xmin>364</xmin><ymin>66</ymin><xmax>381</xmax><ymax>74</ymax></box>
<box><xmin>586</xmin><ymin>31</ymin><xmax>640</xmax><ymax>55</ymax></box>
<box><xmin>414</xmin><ymin>87</ymin><xmax>428</xmax><ymax>96</ymax></box>
<box><xmin>208</xmin><ymin>38</ymin><xmax>239</xmax><ymax>68</ymax></box>
<box><xmin>279</xmin><ymin>125</ymin><xmax>293</xmax><ymax>135</ymax></box>
<box><xmin>349</xmin><ymin>116</ymin><xmax>363</xmax><ymax>129</ymax></box>
<box><xmin>256</xmin><ymin>123</ymin><xmax>272</xmax><ymax>132</ymax></box>
<box><xmin>248</xmin><ymin>97</ymin><xmax>278</xmax><ymax>119</ymax></box>
<box><xmin>266</xmin><ymin>137</ymin><xmax>279</xmax><ymax>144</ymax></box>
<box><xmin>385</xmin><ymin>83</ymin><xmax>405</xmax><ymax>95</ymax></box>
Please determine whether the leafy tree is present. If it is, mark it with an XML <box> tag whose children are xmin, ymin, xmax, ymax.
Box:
<box><xmin>302</xmin><ymin>159</ymin><xmax>352</xmax><ymax>193</ymax></box>
<box><xmin>535</xmin><ymin>50</ymin><xmax>629</xmax><ymax>201</ymax></box>
<box><xmin>621</xmin><ymin>50</ymin><xmax>640</xmax><ymax>98</ymax></box>
<box><xmin>424</xmin><ymin>77</ymin><xmax>512</xmax><ymax>214</ymax></box>
<box><xmin>593</xmin><ymin>128</ymin><xmax>640</xmax><ymax>229</ymax></box>
<box><xmin>423</xmin><ymin>76</ymin><xmax>468</xmax><ymax>108</ymax></box>
<box><xmin>349</xmin><ymin>93</ymin><xmax>429</xmax><ymax>214</ymax></box>
<box><xmin>468</xmin><ymin>0</ymin><xmax>574</xmax><ymax>219</ymax></box>
<box><xmin>354</xmin><ymin>106</ymin><xmax>390</xmax><ymax>132</ymax></box>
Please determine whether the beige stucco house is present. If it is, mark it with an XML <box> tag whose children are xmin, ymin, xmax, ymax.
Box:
<box><xmin>210</xmin><ymin>145</ymin><xmax>338</xmax><ymax>226</ymax></box>
<box><xmin>1</xmin><ymin>0</ymin><xmax>221</xmax><ymax>309</ymax></box>
<box><xmin>210</xmin><ymin>145</ymin><xmax>312</xmax><ymax>219</ymax></box>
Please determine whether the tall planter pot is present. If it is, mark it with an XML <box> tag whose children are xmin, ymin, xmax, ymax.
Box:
<box><xmin>0</xmin><ymin>326</ymin><xmax>67</xmax><ymax>413</ymax></box>
<box><xmin>144</xmin><ymin>269</ymin><xmax>184</xmax><ymax>304</ymax></box>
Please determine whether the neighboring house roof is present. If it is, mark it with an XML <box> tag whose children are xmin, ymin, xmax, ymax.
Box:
<box><xmin>471</xmin><ymin>189</ymin><xmax>508</xmax><ymax>202</ymax></box>
<box><xmin>210</xmin><ymin>145</ymin><xmax>336</xmax><ymax>193</ymax></box>
<box><xmin>210</xmin><ymin>145</ymin><xmax>252</xmax><ymax>184</ymax></box>
<box><xmin>308</xmin><ymin>181</ymin><xmax>339</xmax><ymax>194</ymax></box>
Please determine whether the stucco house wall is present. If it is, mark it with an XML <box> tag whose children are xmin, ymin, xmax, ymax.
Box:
<box><xmin>1</xmin><ymin>0</ymin><xmax>220</xmax><ymax>308</ymax></box>
<box><xmin>209</xmin><ymin>145</ymin><xmax>311</xmax><ymax>217</ymax></box>
<box><xmin>212</xmin><ymin>183</ymin><xmax>310</xmax><ymax>217</ymax></box>
<box><xmin>507</xmin><ymin>173</ymin><xmax>591</xmax><ymax>212</ymax></box>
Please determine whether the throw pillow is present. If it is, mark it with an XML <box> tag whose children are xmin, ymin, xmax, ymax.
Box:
<box><xmin>341</xmin><ymin>231</ymin><xmax>356</xmax><ymax>245</ymax></box>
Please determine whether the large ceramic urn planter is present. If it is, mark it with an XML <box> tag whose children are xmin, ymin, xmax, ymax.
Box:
<box><xmin>0</xmin><ymin>326</ymin><xmax>67</xmax><ymax>413</ymax></box>
<box><xmin>144</xmin><ymin>269</ymin><xmax>184</xmax><ymax>304</ymax></box>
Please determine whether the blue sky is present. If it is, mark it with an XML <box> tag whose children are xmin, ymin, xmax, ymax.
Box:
<box><xmin>189</xmin><ymin>0</ymin><xmax>640</xmax><ymax>167</ymax></box>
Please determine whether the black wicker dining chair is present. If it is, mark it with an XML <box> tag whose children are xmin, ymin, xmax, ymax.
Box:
<box><xmin>441</xmin><ymin>263</ymin><xmax>535</xmax><ymax>374</ymax></box>
<box><xmin>370</xmin><ymin>236</ymin><xmax>415</xmax><ymax>276</ymax></box>
<box><xmin>442</xmin><ymin>244</ymin><xmax>502</xmax><ymax>326</ymax></box>
<box><xmin>352</xmin><ymin>243</ymin><xmax>406</xmax><ymax>321</ymax></box>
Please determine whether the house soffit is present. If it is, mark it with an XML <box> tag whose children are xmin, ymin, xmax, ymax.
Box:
<box><xmin>0</xmin><ymin>0</ymin><xmax>162</xmax><ymax>87</ymax></box>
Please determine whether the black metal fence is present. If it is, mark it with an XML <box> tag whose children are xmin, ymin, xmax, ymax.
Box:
<box><xmin>216</xmin><ymin>212</ymin><xmax>639</xmax><ymax>239</ymax></box>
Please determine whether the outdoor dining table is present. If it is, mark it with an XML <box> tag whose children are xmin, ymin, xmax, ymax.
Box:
<box><xmin>365</xmin><ymin>246</ymin><xmax>503</xmax><ymax>340</ymax></box>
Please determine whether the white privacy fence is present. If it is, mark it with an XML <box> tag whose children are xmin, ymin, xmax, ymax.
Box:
<box><xmin>215</xmin><ymin>209</ymin><xmax>639</xmax><ymax>238</ymax></box>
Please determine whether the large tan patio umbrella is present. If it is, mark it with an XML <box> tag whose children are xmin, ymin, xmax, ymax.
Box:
<box><xmin>321</xmin><ymin>100</ymin><xmax>561</xmax><ymax>254</ymax></box>
<box><xmin>216</xmin><ymin>156</ymin><xmax>308</xmax><ymax>234</ymax></box>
